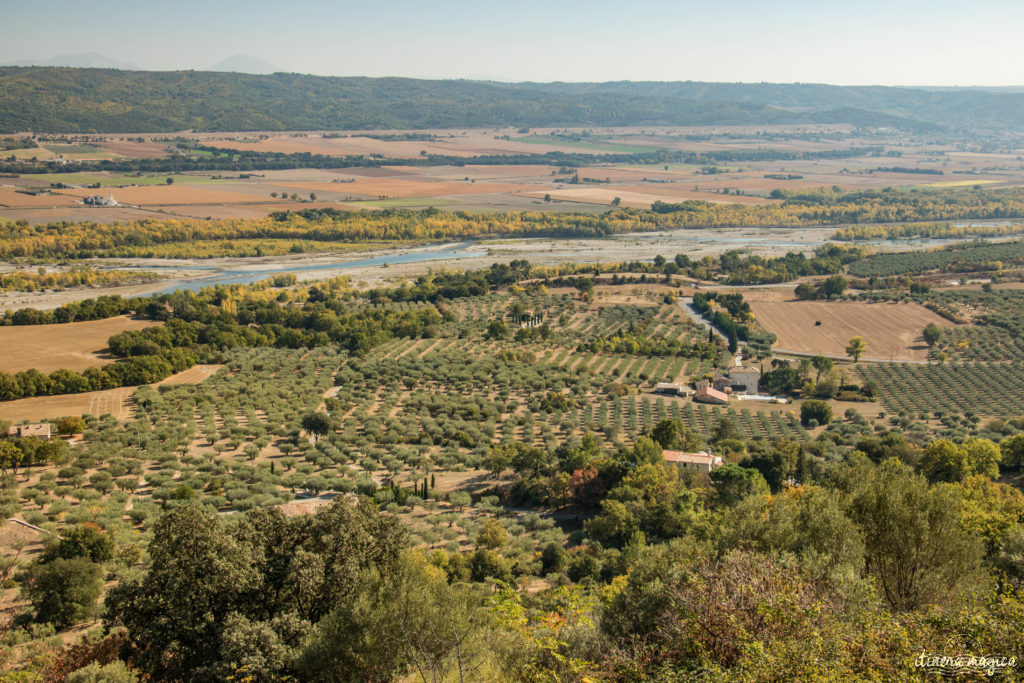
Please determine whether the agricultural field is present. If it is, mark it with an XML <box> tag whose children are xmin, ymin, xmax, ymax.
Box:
<box><xmin>854</xmin><ymin>286</ymin><xmax>1024</xmax><ymax>364</ymax></box>
<box><xmin>860</xmin><ymin>362</ymin><xmax>1024</xmax><ymax>423</ymax></box>
<box><xmin>749</xmin><ymin>299</ymin><xmax>950</xmax><ymax>361</ymax></box>
<box><xmin>5</xmin><ymin>123</ymin><xmax>1024</xmax><ymax>224</ymax></box>
<box><xmin>0</xmin><ymin>386</ymin><xmax>136</xmax><ymax>423</ymax></box>
<box><xmin>0</xmin><ymin>316</ymin><xmax>159</xmax><ymax>374</ymax></box>
<box><xmin>912</xmin><ymin>288</ymin><xmax>1024</xmax><ymax>362</ymax></box>
<box><xmin>847</xmin><ymin>238</ymin><xmax>1024</xmax><ymax>277</ymax></box>
<box><xmin>0</xmin><ymin>283</ymin><xmax>795</xmax><ymax>515</ymax></box>
<box><xmin>0</xmin><ymin>286</ymin><xmax>806</xmax><ymax>559</ymax></box>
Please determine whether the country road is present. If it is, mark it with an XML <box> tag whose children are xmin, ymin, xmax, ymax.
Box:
<box><xmin>678</xmin><ymin>298</ymin><xmax>726</xmax><ymax>341</ymax></box>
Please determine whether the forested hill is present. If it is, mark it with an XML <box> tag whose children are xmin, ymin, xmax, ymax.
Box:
<box><xmin>0</xmin><ymin>67</ymin><xmax>934</xmax><ymax>133</ymax></box>
<box><xmin>513</xmin><ymin>80</ymin><xmax>1024</xmax><ymax>131</ymax></box>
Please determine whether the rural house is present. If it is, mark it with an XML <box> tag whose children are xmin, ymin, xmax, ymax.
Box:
<box><xmin>663</xmin><ymin>449</ymin><xmax>723</xmax><ymax>472</ymax></box>
<box><xmin>712</xmin><ymin>374</ymin><xmax>733</xmax><ymax>392</ymax></box>
<box><xmin>728</xmin><ymin>366</ymin><xmax>761</xmax><ymax>394</ymax></box>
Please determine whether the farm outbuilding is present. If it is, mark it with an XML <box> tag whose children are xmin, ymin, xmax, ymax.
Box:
<box><xmin>694</xmin><ymin>387</ymin><xmax>729</xmax><ymax>405</ymax></box>
<box><xmin>655</xmin><ymin>382</ymin><xmax>691</xmax><ymax>396</ymax></box>
<box><xmin>8</xmin><ymin>423</ymin><xmax>51</xmax><ymax>439</ymax></box>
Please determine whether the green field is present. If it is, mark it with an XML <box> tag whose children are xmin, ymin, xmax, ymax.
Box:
<box><xmin>40</xmin><ymin>143</ymin><xmax>107</xmax><ymax>155</ymax></box>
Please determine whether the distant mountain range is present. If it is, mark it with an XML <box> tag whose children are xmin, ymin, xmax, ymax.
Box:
<box><xmin>5</xmin><ymin>52</ymin><xmax>138</xmax><ymax>70</ymax></box>
<box><xmin>207</xmin><ymin>55</ymin><xmax>279</xmax><ymax>74</ymax></box>
<box><xmin>4</xmin><ymin>52</ymin><xmax>278</xmax><ymax>74</ymax></box>
<box><xmin>0</xmin><ymin>66</ymin><xmax>1021</xmax><ymax>134</ymax></box>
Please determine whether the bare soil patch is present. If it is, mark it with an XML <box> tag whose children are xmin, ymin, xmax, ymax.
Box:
<box><xmin>97</xmin><ymin>140</ymin><xmax>170</xmax><ymax>158</ymax></box>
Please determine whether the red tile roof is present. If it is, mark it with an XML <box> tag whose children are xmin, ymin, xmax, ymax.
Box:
<box><xmin>695</xmin><ymin>387</ymin><xmax>728</xmax><ymax>404</ymax></box>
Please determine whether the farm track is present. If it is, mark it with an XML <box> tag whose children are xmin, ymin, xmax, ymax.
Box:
<box><xmin>772</xmin><ymin>349</ymin><xmax>930</xmax><ymax>365</ymax></box>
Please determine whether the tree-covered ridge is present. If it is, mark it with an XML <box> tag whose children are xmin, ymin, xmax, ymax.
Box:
<box><xmin>517</xmin><ymin>80</ymin><xmax>1024</xmax><ymax>131</ymax></box>
<box><xmin>0</xmin><ymin>68</ymin><xmax>944</xmax><ymax>134</ymax></box>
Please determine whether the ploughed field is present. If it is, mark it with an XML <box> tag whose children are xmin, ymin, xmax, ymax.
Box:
<box><xmin>750</xmin><ymin>300</ymin><xmax>952</xmax><ymax>362</ymax></box>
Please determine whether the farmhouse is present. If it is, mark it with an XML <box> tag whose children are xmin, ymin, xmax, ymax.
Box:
<box><xmin>694</xmin><ymin>386</ymin><xmax>728</xmax><ymax>405</ymax></box>
<box><xmin>83</xmin><ymin>193</ymin><xmax>118</xmax><ymax>207</ymax></box>
<box><xmin>728</xmin><ymin>366</ymin><xmax>761</xmax><ymax>394</ymax></box>
<box><xmin>7</xmin><ymin>423</ymin><xmax>51</xmax><ymax>439</ymax></box>
<box><xmin>711</xmin><ymin>374</ymin><xmax>733</xmax><ymax>393</ymax></box>
<box><xmin>663</xmin><ymin>449</ymin><xmax>723</xmax><ymax>472</ymax></box>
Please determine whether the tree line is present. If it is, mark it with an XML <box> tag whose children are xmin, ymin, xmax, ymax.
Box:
<box><xmin>5</xmin><ymin>186</ymin><xmax>1024</xmax><ymax>260</ymax></box>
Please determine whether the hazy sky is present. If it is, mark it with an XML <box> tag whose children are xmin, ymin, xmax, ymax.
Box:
<box><xmin>2</xmin><ymin>0</ymin><xmax>1023</xmax><ymax>85</ymax></box>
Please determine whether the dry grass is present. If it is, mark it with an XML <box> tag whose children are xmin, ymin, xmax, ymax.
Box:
<box><xmin>751</xmin><ymin>300</ymin><xmax>953</xmax><ymax>361</ymax></box>
<box><xmin>0</xmin><ymin>316</ymin><xmax>160</xmax><ymax>374</ymax></box>
<box><xmin>278</xmin><ymin>178</ymin><xmax>530</xmax><ymax>198</ymax></box>
<box><xmin>155</xmin><ymin>364</ymin><xmax>224</xmax><ymax>385</ymax></box>
<box><xmin>0</xmin><ymin>386</ymin><xmax>136</xmax><ymax>422</ymax></box>
<box><xmin>0</xmin><ymin>187</ymin><xmax>81</xmax><ymax>208</ymax></box>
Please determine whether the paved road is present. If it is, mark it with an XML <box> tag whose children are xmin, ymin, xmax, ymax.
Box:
<box><xmin>678</xmin><ymin>298</ymin><xmax>726</xmax><ymax>341</ymax></box>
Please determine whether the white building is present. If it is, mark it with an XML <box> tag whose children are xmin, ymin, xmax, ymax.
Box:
<box><xmin>728</xmin><ymin>366</ymin><xmax>761</xmax><ymax>394</ymax></box>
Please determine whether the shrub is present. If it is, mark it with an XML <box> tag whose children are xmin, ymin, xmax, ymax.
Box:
<box><xmin>801</xmin><ymin>400</ymin><xmax>832</xmax><ymax>427</ymax></box>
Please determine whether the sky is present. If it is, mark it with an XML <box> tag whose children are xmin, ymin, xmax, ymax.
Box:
<box><xmin>2</xmin><ymin>0</ymin><xmax>1023</xmax><ymax>86</ymax></box>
